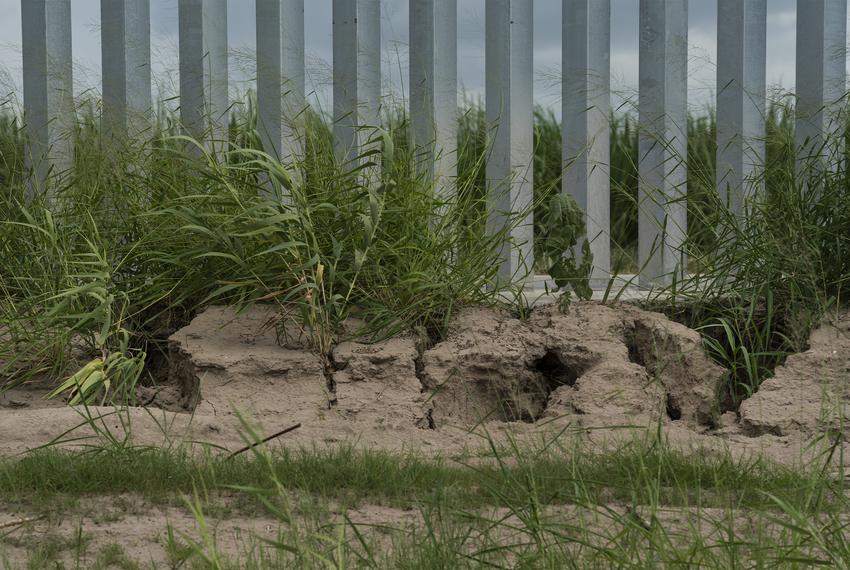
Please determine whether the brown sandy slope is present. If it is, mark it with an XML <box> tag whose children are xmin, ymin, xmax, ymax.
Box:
<box><xmin>1</xmin><ymin>303</ymin><xmax>848</xmax><ymax>468</ymax></box>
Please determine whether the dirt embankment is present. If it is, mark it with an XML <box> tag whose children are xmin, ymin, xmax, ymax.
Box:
<box><xmin>0</xmin><ymin>303</ymin><xmax>848</xmax><ymax>466</ymax></box>
<box><xmin>739</xmin><ymin>312</ymin><xmax>850</xmax><ymax>437</ymax></box>
<box><xmin>161</xmin><ymin>302</ymin><xmax>724</xmax><ymax>440</ymax></box>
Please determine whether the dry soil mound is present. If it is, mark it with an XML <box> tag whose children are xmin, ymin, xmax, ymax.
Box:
<box><xmin>2</xmin><ymin>303</ymin><xmax>849</xmax><ymax>467</ymax></box>
<box><xmin>167</xmin><ymin>302</ymin><xmax>724</xmax><ymax>433</ymax></box>
<box><xmin>739</xmin><ymin>312</ymin><xmax>850</xmax><ymax>437</ymax></box>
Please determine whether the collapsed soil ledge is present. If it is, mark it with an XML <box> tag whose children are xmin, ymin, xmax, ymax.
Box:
<box><xmin>166</xmin><ymin>301</ymin><xmax>724</xmax><ymax>431</ymax></box>
<box><xmin>1</xmin><ymin>302</ymin><xmax>849</xmax><ymax>467</ymax></box>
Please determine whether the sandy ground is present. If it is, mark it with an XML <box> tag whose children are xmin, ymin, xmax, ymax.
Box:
<box><xmin>0</xmin><ymin>495</ymin><xmax>281</xmax><ymax>568</ymax></box>
<box><xmin>0</xmin><ymin>493</ymin><xmax>828</xmax><ymax>567</ymax></box>
<box><xmin>1</xmin><ymin>302</ymin><xmax>849</xmax><ymax>566</ymax></box>
<box><xmin>1</xmin><ymin>302</ymin><xmax>848</xmax><ymax>466</ymax></box>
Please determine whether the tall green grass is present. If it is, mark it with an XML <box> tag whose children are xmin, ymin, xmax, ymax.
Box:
<box><xmin>658</xmin><ymin>102</ymin><xmax>850</xmax><ymax>407</ymax></box>
<box><xmin>0</xmin><ymin>92</ymin><xmax>849</xmax><ymax>567</ymax></box>
<box><xmin>514</xmin><ymin>96</ymin><xmax>846</xmax><ymax>407</ymax></box>
<box><xmin>1</xmin><ymin>92</ymin><xmax>848</xmax><ymax>407</ymax></box>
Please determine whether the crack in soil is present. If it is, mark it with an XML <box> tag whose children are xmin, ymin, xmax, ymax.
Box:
<box><xmin>414</xmin><ymin>326</ymin><xmax>437</xmax><ymax>429</ymax></box>
<box><xmin>323</xmin><ymin>352</ymin><xmax>341</xmax><ymax>408</ymax></box>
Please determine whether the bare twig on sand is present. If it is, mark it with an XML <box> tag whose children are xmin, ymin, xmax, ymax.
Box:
<box><xmin>225</xmin><ymin>423</ymin><xmax>302</xmax><ymax>461</ymax></box>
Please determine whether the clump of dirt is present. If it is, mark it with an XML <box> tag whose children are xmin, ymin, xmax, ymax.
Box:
<box><xmin>331</xmin><ymin>336</ymin><xmax>430</xmax><ymax>430</ymax></box>
<box><xmin>620</xmin><ymin>306</ymin><xmax>724</xmax><ymax>426</ymax></box>
<box><xmin>0</xmin><ymin>375</ymin><xmax>66</xmax><ymax>411</ymax></box>
<box><xmin>168</xmin><ymin>305</ymin><xmax>331</xmax><ymax>421</ymax></box>
<box><xmin>419</xmin><ymin>307</ymin><xmax>562</xmax><ymax>424</ymax></box>
<box><xmin>738</xmin><ymin>312</ymin><xmax>850</xmax><ymax>437</ymax></box>
<box><xmin>649</xmin><ymin>301</ymin><xmax>810</xmax><ymax>412</ymax></box>
<box><xmin>165</xmin><ymin>303</ymin><xmax>725</xmax><ymax>433</ymax></box>
<box><xmin>419</xmin><ymin>303</ymin><xmax>724</xmax><ymax>429</ymax></box>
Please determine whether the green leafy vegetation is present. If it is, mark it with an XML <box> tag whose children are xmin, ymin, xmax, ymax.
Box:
<box><xmin>0</xmin><ymin>438</ymin><xmax>816</xmax><ymax>512</ymax></box>
<box><xmin>0</xmin><ymin>38</ymin><xmax>848</xmax><ymax>569</ymax></box>
<box><xmin>655</xmin><ymin>103</ymin><xmax>850</xmax><ymax>407</ymax></box>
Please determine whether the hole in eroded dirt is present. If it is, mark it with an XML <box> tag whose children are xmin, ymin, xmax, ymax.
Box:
<box><xmin>532</xmin><ymin>350</ymin><xmax>579</xmax><ymax>389</ymax></box>
<box><xmin>665</xmin><ymin>395</ymin><xmax>682</xmax><ymax>421</ymax></box>
<box><xmin>493</xmin><ymin>350</ymin><xmax>581</xmax><ymax>424</ymax></box>
<box><xmin>624</xmin><ymin>322</ymin><xmax>690</xmax><ymax>423</ymax></box>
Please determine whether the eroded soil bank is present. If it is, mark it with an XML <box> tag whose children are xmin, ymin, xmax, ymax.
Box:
<box><xmin>2</xmin><ymin>302</ymin><xmax>848</xmax><ymax>468</ymax></box>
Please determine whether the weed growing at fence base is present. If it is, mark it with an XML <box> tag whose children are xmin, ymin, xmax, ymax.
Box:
<box><xmin>655</xmin><ymin>106</ymin><xmax>850</xmax><ymax>407</ymax></box>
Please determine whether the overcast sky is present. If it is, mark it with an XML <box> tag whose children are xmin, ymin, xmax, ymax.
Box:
<box><xmin>0</xmin><ymin>0</ymin><xmax>829</xmax><ymax>117</ymax></box>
